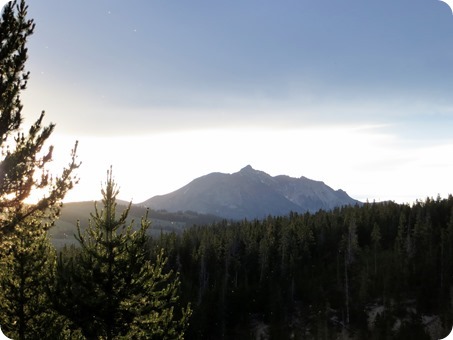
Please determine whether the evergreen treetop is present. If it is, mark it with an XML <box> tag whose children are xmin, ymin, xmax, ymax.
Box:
<box><xmin>0</xmin><ymin>0</ymin><xmax>79</xmax><ymax>241</ymax></box>
<box><xmin>56</xmin><ymin>169</ymin><xmax>191</xmax><ymax>339</ymax></box>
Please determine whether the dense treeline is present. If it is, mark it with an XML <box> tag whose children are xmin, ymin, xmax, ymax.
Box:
<box><xmin>1</xmin><ymin>1</ymin><xmax>453</xmax><ymax>338</ymax></box>
<box><xmin>0</xmin><ymin>170</ymin><xmax>191</xmax><ymax>339</ymax></box>
<box><xmin>6</xmin><ymin>194</ymin><xmax>452</xmax><ymax>339</ymax></box>
<box><xmin>54</xmin><ymin>171</ymin><xmax>191</xmax><ymax>339</ymax></box>
<box><xmin>149</xmin><ymin>196</ymin><xmax>453</xmax><ymax>339</ymax></box>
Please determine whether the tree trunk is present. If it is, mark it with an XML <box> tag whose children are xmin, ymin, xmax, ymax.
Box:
<box><xmin>344</xmin><ymin>253</ymin><xmax>350</xmax><ymax>326</ymax></box>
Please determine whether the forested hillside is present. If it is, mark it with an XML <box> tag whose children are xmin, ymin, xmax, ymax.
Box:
<box><xmin>49</xmin><ymin>201</ymin><xmax>221</xmax><ymax>248</ymax></box>
<box><xmin>147</xmin><ymin>196</ymin><xmax>453</xmax><ymax>339</ymax></box>
<box><xmin>2</xmin><ymin>1</ymin><xmax>453</xmax><ymax>338</ymax></box>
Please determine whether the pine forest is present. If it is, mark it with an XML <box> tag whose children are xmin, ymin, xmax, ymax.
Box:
<box><xmin>1</xmin><ymin>1</ymin><xmax>453</xmax><ymax>339</ymax></box>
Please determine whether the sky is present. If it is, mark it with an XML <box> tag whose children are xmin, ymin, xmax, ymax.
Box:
<box><xmin>9</xmin><ymin>0</ymin><xmax>453</xmax><ymax>204</ymax></box>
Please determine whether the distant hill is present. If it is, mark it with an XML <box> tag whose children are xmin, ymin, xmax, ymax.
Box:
<box><xmin>142</xmin><ymin>165</ymin><xmax>361</xmax><ymax>220</ymax></box>
<box><xmin>50</xmin><ymin>201</ymin><xmax>222</xmax><ymax>248</ymax></box>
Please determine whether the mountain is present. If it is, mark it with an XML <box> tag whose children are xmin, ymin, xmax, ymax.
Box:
<box><xmin>142</xmin><ymin>165</ymin><xmax>360</xmax><ymax>220</ymax></box>
<box><xmin>50</xmin><ymin>201</ymin><xmax>222</xmax><ymax>248</ymax></box>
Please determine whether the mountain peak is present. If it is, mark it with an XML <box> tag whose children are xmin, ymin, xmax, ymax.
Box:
<box><xmin>142</xmin><ymin>166</ymin><xmax>360</xmax><ymax>220</ymax></box>
<box><xmin>240</xmin><ymin>165</ymin><xmax>255</xmax><ymax>172</ymax></box>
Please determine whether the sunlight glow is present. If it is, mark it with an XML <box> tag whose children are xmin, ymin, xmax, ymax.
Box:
<box><xmin>44</xmin><ymin>125</ymin><xmax>453</xmax><ymax>206</ymax></box>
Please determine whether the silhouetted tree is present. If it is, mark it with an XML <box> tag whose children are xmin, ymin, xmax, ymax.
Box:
<box><xmin>0</xmin><ymin>217</ymin><xmax>45</xmax><ymax>340</ymax></box>
<box><xmin>0</xmin><ymin>216</ymin><xmax>73</xmax><ymax>339</ymax></box>
<box><xmin>0</xmin><ymin>0</ymin><xmax>79</xmax><ymax>242</ymax></box>
<box><xmin>56</xmin><ymin>169</ymin><xmax>191</xmax><ymax>339</ymax></box>
<box><xmin>371</xmin><ymin>222</ymin><xmax>381</xmax><ymax>276</ymax></box>
<box><xmin>0</xmin><ymin>2</ymin><xmax>79</xmax><ymax>337</ymax></box>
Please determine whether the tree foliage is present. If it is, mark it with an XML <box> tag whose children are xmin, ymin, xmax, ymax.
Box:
<box><xmin>2</xmin><ymin>1</ymin><xmax>451</xmax><ymax>339</ymax></box>
<box><xmin>0</xmin><ymin>0</ymin><xmax>79</xmax><ymax>242</ymax></box>
<box><xmin>55</xmin><ymin>170</ymin><xmax>191</xmax><ymax>339</ymax></box>
<box><xmin>0</xmin><ymin>1</ymin><xmax>79</xmax><ymax>337</ymax></box>
<box><xmin>0</xmin><ymin>216</ymin><xmax>73</xmax><ymax>339</ymax></box>
<box><xmin>148</xmin><ymin>197</ymin><xmax>453</xmax><ymax>339</ymax></box>
<box><xmin>0</xmin><ymin>0</ymin><xmax>32</xmax><ymax>139</ymax></box>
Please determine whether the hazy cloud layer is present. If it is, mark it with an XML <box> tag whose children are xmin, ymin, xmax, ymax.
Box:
<box><xmin>22</xmin><ymin>0</ymin><xmax>453</xmax><ymax>137</ymax></box>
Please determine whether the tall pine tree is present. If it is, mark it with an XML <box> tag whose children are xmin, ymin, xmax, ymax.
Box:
<box><xmin>0</xmin><ymin>0</ymin><xmax>79</xmax><ymax>242</ymax></box>
<box><xmin>0</xmin><ymin>1</ymin><xmax>79</xmax><ymax>337</ymax></box>
<box><xmin>0</xmin><ymin>215</ymin><xmax>75</xmax><ymax>339</ymax></box>
<box><xmin>55</xmin><ymin>169</ymin><xmax>191</xmax><ymax>339</ymax></box>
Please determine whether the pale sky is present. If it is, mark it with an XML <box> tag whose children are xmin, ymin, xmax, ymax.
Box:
<box><xmin>12</xmin><ymin>0</ymin><xmax>453</xmax><ymax>204</ymax></box>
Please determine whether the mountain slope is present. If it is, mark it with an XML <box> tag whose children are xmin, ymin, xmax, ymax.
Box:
<box><xmin>50</xmin><ymin>201</ymin><xmax>222</xmax><ymax>248</ymax></box>
<box><xmin>142</xmin><ymin>165</ymin><xmax>360</xmax><ymax>220</ymax></box>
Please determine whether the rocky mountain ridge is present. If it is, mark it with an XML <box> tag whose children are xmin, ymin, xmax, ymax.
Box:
<box><xmin>142</xmin><ymin>165</ymin><xmax>360</xmax><ymax>220</ymax></box>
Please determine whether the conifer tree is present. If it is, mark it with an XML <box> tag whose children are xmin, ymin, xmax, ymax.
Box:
<box><xmin>0</xmin><ymin>215</ymin><xmax>74</xmax><ymax>339</ymax></box>
<box><xmin>341</xmin><ymin>217</ymin><xmax>359</xmax><ymax>326</ymax></box>
<box><xmin>371</xmin><ymin>222</ymin><xmax>381</xmax><ymax>276</ymax></box>
<box><xmin>56</xmin><ymin>169</ymin><xmax>191</xmax><ymax>339</ymax></box>
<box><xmin>0</xmin><ymin>1</ymin><xmax>79</xmax><ymax>337</ymax></box>
<box><xmin>0</xmin><ymin>0</ymin><xmax>79</xmax><ymax>242</ymax></box>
